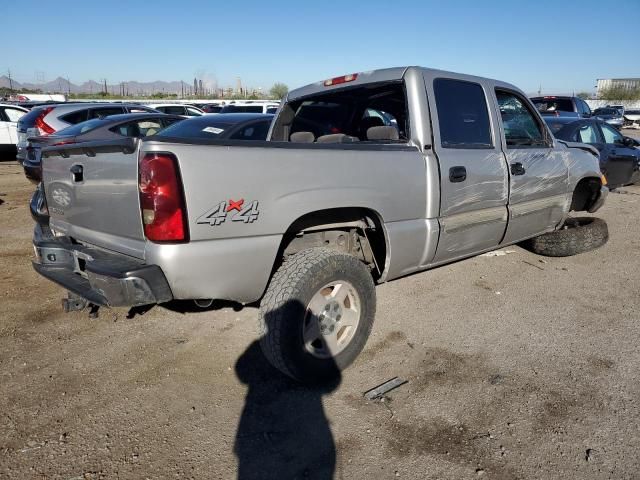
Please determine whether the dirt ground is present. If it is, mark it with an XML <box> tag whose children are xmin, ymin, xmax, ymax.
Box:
<box><xmin>1</xmin><ymin>138</ymin><xmax>640</xmax><ymax>479</ymax></box>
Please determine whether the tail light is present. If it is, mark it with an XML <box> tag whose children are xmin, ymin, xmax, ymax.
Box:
<box><xmin>138</xmin><ymin>153</ymin><xmax>188</xmax><ymax>242</ymax></box>
<box><xmin>34</xmin><ymin>107</ymin><xmax>55</xmax><ymax>135</ymax></box>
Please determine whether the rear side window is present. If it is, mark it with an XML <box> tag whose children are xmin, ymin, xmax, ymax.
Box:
<box><xmin>159</xmin><ymin>106</ymin><xmax>186</xmax><ymax>115</ymax></box>
<box><xmin>433</xmin><ymin>78</ymin><xmax>492</xmax><ymax>148</ymax></box>
<box><xmin>89</xmin><ymin>107</ymin><xmax>125</xmax><ymax>119</ymax></box>
<box><xmin>56</xmin><ymin>118</ymin><xmax>106</xmax><ymax>135</ymax></box>
<box><xmin>61</xmin><ymin>109</ymin><xmax>89</xmax><ymax>124</ymax></box>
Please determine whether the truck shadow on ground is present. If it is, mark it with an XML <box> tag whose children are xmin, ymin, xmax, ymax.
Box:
<box><xmin>233</xmin><ymin>300</ymin><xmax>341</xmax><ymax>480</ymax></box>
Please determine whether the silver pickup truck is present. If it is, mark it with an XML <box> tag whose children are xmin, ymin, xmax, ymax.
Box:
<box><xmin>33</xmin><ymin>66</ymin><xmax>608</xmax><ymax>382</ymax></box>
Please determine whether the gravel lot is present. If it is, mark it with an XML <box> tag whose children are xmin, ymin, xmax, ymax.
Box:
<box><xmin>1</xmin><ymin>135</ymin><xmax>639</xmax><ymax>479</ymax></box>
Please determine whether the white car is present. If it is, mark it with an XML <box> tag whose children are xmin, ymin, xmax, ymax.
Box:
<box><xmin>0</xmin><ymin>104</ymin><xmax>29</xmax><ymax>157</ymax></box>
<box><xmin>219</xmin><ymin>102</ymin><xmax>279</xmax><ymax>114</ymax></box>
<box><xmin>146</xmin><ymin>104</ymin><xmax>204</xmax><ymax>117</ymax></box>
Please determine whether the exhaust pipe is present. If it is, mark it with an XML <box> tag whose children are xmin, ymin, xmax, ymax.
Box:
<box><xmin>194</xmin><ymin>299</ymin><xmax>214</xmax><ymax>309</ymax></box>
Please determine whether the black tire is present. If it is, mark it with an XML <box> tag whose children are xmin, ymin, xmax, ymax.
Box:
<box><xmin>524</xmin><ymin>217</ymin><xmax>608</xmax><ymax>257</ymax></box>
<box><xmin>259</xmin><ymin>248</ymin><xmax>376</xmax><ymax>383</ymax></box>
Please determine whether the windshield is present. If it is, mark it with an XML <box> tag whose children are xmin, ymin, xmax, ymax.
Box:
<box><xmin>53</xmin><ymin>118</ymin><xmax>106</xmax><ymax>136</ymax></box>
<box><xmin>156</xmin><ymin>119</ymin><xmax>234</xmax><ymax>138</ymax></box>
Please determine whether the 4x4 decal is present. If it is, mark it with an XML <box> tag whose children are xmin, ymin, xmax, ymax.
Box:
<box><xmin>197</xmin><ymin>199</ymin><xmax>260</xmax><ymax>226</ymax></box>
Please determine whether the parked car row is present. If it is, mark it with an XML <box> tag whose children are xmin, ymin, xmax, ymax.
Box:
<box><xmin>20</xmin><ymin>112</ymin><xmax>275</xmax><ymax>183</ymax></box>
<box><xmin>16</xmin><ymin>102</ymin><xmax>159</xmax><ymax>161</ymax></box>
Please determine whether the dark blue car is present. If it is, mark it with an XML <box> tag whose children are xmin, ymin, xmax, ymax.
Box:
<box><xmin>545</xmin><ymin>117</ymin><xmax>640</xmax><ymax>188</ymax></box>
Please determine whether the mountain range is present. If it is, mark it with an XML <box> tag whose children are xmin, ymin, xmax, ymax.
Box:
<box><xmin>0</xmin><ymin>76</ymin><xmax>195</xmax><ymax>95</ymax></box>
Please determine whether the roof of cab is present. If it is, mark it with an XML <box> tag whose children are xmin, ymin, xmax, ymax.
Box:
<box><xmin>286</xmin><ymin>66</ymin><xmax>523</xmax><ymax>101</ymax></box>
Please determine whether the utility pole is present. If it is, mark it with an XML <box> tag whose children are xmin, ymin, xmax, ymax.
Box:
<box><xmin>181</xmin><ymin>81</ymin><xmax>184</xmax><ymax>98</ymax></box>
<box><xmin>7</xmin><ymin>69</ymin><xmax>14</xmax><ymax>92</ymax></box>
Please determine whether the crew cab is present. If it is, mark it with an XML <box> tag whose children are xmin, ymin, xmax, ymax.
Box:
<box><xmin>32</xmin><ymin>67</ymin><xmax>608</xmax><ymax>382</ymax></box>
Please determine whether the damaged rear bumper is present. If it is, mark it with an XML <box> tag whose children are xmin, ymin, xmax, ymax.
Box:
<box><xmin>32</xmin><ymin>223</ymin><xmax>172</xmax><ymax>307</ymax></box>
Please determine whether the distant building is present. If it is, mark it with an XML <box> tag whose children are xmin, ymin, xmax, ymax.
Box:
<box><xmin>597</xmin><ymin>78</ymin><xmax>640</xmax><ymax>95</ymax></box>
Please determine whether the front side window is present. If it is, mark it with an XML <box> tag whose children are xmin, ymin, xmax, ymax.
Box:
<box><xmin>434</xmin><ymin>78</ymin><xmax>492</xmax><ymax>148</ymax></box>
<box><xmin>496</xmin><ymin>90</ymin><xmax>546</xmax><ymax>147</ymax></box>
<box><xmin>576</xmin><ymin>124</ymin><xmax>599</xmax><ymax>143</ymax></box>
<box><xmin>186</xmin><ymin>107</ymin><xmax>203</xmax><ymax>116</ymax></box>
<box><xmin>600</xmin><ymin>123</ymin><xmax>623</xmax><ymax>144</ymax></box>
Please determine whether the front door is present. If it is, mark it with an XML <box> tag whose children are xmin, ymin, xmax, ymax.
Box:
<box><xmin>495</xmin><ymin>89</ymin><xmax>569</xmax><ymax>244</ymax></box>
<box><xmin>598</xmin><ymin>122</ymin><xmax>636</xmax><ymax>188</ymax></box>
<box><xmin>0</xmin><ymin>108</ymin><xmax>11</xmax><ymax>147</ymax></box>
<box><xmin>423</xmin><ymin>74</ymin><xmax>509</xmax><ymax>263</ymax></box>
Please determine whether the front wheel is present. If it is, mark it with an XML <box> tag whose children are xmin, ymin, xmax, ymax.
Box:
<box><xmin>258</xmin><ymin>248</ymin><xmax>376</xmax><ymax>383</ymax></box>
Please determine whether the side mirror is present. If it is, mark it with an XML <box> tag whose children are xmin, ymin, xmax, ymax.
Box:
<box><xmin>623</xmin><ymin>136</ymin><xmax>638</xmax><ymax>147</ymax></box>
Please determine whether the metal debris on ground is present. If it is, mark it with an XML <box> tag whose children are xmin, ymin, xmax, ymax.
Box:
<box><xmin>363</xmin><ymin>377</ymin><xmax>408</xmax><ymax>401</ymax></box>
<box><xmin>522</xmin><ymin>260</ymin><xmax>545</xmax><ymax>271</ymax></box>
<box><xmin>480</xmin><ymin>249</ymin><xmax>516</xmax><ymax>257</ymax></box>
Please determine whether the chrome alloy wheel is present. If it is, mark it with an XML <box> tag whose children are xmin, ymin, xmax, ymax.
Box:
<box><xmin>303</xmin><ymin>281</ymin><xmax>361</xmax><ymax>359</ymax></box>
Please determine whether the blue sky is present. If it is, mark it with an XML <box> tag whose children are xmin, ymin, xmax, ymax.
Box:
<box><xmin>4</xmin><ymin>0</ymin><xmax>638</xmax><ymax>94</ymax></box>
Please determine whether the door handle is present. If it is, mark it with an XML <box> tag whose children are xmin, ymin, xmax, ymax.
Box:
<box><xmin>510</xmin><ymin>162</ymin><xmax>526</xmax><ymax>176</ymax></box>
<box><xmin>449</xmin><ymin>166</ymin><xmax>467</xmax><ymax>183</ymax></box>
<box><xmin>70</xmin><ymin>164</ymin><xmax>83</xmax><ymax>182</ymax></box>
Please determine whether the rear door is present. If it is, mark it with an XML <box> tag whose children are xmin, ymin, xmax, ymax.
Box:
<box><xmin>494</xmin><ymin>89</ymin><xmax>568</xmax><ymax>244</ymax></box>
<box><xmin>42</xmin><ymin>139</ymin><xmax>146</xmax><ymax>257</ymax></box>
<box><xmin>423</xmin><ymin>73</ymin><xmax>509</xmax><ymax>262</ymax></box>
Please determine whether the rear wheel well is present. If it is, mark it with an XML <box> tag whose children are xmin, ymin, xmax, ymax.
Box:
<box><xmin>274</xmin><ymin>208</ymin><xmax>387</xmax><ymax>282</ymax></box>
<box><xmin>570</xmin><ymin>177</ymin><xmax>602</xmax><ymax>212</ymax></box>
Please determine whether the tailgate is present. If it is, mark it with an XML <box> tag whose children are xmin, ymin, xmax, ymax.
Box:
<box><xmin>41</xmin><ymin>138</ymin><xmax>146</xmax><ymax>258</ymax></box>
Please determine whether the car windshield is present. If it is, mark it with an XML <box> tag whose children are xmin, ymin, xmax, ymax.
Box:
<box><xmin>54</xmin><ymin>118</ymin><xmax>106</xmax><ymax>136</ymax></box>
<box><xmin>155</xmin><ymin>118</ymin><xmax>235</xmax><ymax>138</ymax></box>
<box><xmin>532</xmin><ymin>98</ymin><xmax>574</xmax><ymax>112</ymax></box>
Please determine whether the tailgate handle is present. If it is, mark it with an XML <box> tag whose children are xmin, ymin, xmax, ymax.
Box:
<box><xmin>70</xmin><ymin>164</ymin><xmax>84</xmax><ymax>182</ymax></box>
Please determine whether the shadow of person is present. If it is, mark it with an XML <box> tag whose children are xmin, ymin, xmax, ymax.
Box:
<box><xmin>234</xmin><ymin>300</ymin><xmax>341</xmax><ymax>480</ymax></box>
